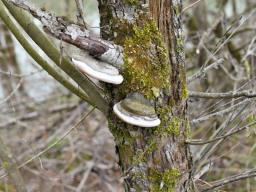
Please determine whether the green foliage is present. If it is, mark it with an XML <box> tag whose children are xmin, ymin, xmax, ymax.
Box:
<box><xmin>124</xmin><ymin>0</ymin><xmax>139</xmax><ymax>6</ymax></box>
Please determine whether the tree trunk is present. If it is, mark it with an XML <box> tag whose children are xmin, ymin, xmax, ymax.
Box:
<box><xmin>98</xmin><ymin>1</ymin><xmax>193</xmax><ymax>191</ymax></box>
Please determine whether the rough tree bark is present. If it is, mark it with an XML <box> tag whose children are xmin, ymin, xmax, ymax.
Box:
<box><xmin>98</xmin><ymin>1</ymin><xmax>193</xmax><ymax>191</ymax></box>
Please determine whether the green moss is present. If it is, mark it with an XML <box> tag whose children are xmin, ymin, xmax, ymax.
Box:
<box><xmin>154</xmin><ymin>106</ymin><xmax>182</xmax><ymax>136</ymax></box>
<box><xmin>133</xmin><ymin>149</ymin><xmax>146</xmax><ymax>163</ymax></box>
<box><xmin>108</xmin><ymin>120</ymin><xmax>137</xmax><ymax>144</ymax></box>
<box><xmin>244</xmin><ymin>60</ymin><xmax>251</xmax><ymax>76</ymax></box>
<box><xmin>181</xmin><ymin>85</ymin><xmax>188</xmax><ymax>100</ymax></box>
<box><xmin>132</xmin><ymin>139</ymin><xmax>157</xmax><ymax>164</ymax></box>
<box><xmin>167</xmin><ymin>117</ymin><xmax>181</xmax><ymax>136</ymax></box>
<box><xmin>124</xmin><ymin>0</ymin><xmax>139</xmax><ymax>6</ymax></box>
<box><xmin>178</xmin><ymin>57</ymin><xmax>188</xmax><ymax>101</ymax></box>
<box><xmin>149</xmin><ymin>168</ymin><xmax>181</xmax><ymax>192</ymax></box>
<box><xmin>120</xmin><ymin>19</ymin><xmax>170</xmax><ymax>99</ymax></box>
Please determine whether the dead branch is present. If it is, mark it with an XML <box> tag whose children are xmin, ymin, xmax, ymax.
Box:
<box><xmin>201</xmin><ymin>168</ymin><xmax>256</xmax><ymax>191</ymax></box>
<box><xmin>74</xmin><ymin>0</ymin><xmax>88</xmax><ymax>28</ymax></box>
<box><xmin>191</xmin><ymin>99</ymin><xmax>252</xmax><ymax>123</ymax></box>
<box><xmin>0</xmin><ymin>136</ymin><xmax>27</xmax><ymax>192</ymax></box>
<box><xmin>189</xmin><ymin>90</ymin><xmax>256</xmax><ymax>99</ymax></box>
<box><xmin>187</xmin><ymin>59</ymin><xmax>224</xmax><ymax>83</ymax></box>
<box><xmin>186</xmin><ymin>120</ymin><xmax>256</xmax><ymax>145</ymax></box>
<box><xmin>8</xmin><ymin>0</ymin><xmax>123</xmax><ymax>66</ymax></box>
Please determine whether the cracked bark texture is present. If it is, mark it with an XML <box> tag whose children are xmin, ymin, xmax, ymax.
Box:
<box><xmin>98</xmin><ymin>0</ymin><xmax>193</xmax><ymax>191</ymax></box>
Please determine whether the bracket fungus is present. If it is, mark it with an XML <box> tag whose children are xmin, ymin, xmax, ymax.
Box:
<box><xmin>72</xmin><ymin>57</ymin><xmax>124</xmax><ymax>85</ymax></box>
<box><xmin>113</xmin><ymin>93</ymin><xmax>161</xmax><ymax>127</ymax></box>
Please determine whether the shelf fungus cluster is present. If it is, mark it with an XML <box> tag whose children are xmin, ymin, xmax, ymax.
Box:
<box><xmin>72</xmin><ymin>52</ymin><xmax>161</xmax><ymax>128</ymax></box>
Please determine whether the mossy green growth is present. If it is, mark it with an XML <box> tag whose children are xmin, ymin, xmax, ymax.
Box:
<box><xmin>149</xmin><ymin>168</ymin><xmax>181</xmax><ymax>192</ymax></box>
<box><xmin>124</xmin><ymin>0</ymin><xmax>139</xmax><ymax>6</ymax></box>
<box><xmin>108</xmin><ymin>120</ymin><xmax>134</xmax><ymax>144</ymax></box>
<box><xmin>167</xmin><ymin>116</ymin><xmax>182</xmax><ymax>136</ymax></box>
<box><xmin>155</xmin><ymin>106</ymin><xmax>181</xmax><ymax>136</ymax></box>
<box><xmin>121</xmin><ymin>20</ymin><xmax>170</xmax><ymax>99</ymax></box>
<box><xmin>179</xmin><ymin>65</ymin><xmax>188</xmax><ymax>100</ymax></box>
<box><xmin>132</xmin><ymin>139</ymin><xmax>157</xmax><ymax>164</ymax></box>
<box><xmin>156</xmin><ymin>116</ymin><xmax>181</xmax><ymax>136</ymax></box>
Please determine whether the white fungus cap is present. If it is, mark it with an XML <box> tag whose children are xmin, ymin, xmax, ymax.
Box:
<box><xmin>72</xmin><ymin>58</ymin><xmax>123</xmax><ymax>85</ymax></box>
<box><xmin>113</xmin><ymin>101</ymin><xmax>161</xmax><ymax>128</ymax></box>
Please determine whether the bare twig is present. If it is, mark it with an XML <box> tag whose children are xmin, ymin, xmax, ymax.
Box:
<box><xmin>201</xmin><ymin>8</ymin><xmax>256</xmax><ymax>70</ymax></box>
<box><xmin>0</xmin><ymin>136</ymin><xmax>26</xmax><ymax>192</ymax></box>
<box><xmin>23</xmin><ymin>166</ymin><xmax>77</xmax><ymax>191</ymax></box>
<box><xmin>74</xmin><ymin>0</ymin><xmax>88</xmax><ymax>28</ymax></box>
<box><xmin>186</xmin><ymin>120</ymin><xmax>256</xmax><ymax>145</ymax></box>
<box><xmin>0</xmin><ymin>107</ymin><xmax>95</xmax><ymax>180</ymax></box>
<box><xmin>0</xmin><ymin>1</ymin><xmax>90</xmax><ymax>104</ymax></box>
<box><xmin>1</xmin><ymin>0</ymin><xmax>108</xmax><ymax>113</ymax></box>
<box><xmin>187</xmin><ymin>59</ymin><xmax>224</xmax><ymax>83</ymax></box>
<box><xmin>7</xmin><ymin>0</ymin><xmax>123</xmax><ymax>66</ymax></box>
<box><xmin>193</xmin><ymin>104</ymin><xmax>249</xmax><ymax>172</ymax></box>
<box><xmin>76</xmin><ymin>161</ymin><xmax>94</xmax><ymax>192</ymax></box>
<box><xmin>189</xmin><ymin>90</ymin><xmax>256</xmax><ymax>99</ymax></box>
<box><xmin>0</xmin><ymin>78</ymin><xmax>23</xmax><ymax>106</ymax></box>
<box><xmin>201</xmin><ymin>168</ymin><xmax>256</xmax><ymax>192</ymax></box>
<box><xmin>0</xmin><ymin>69</ymin><xmax>43</xmax><ymax>78</ymax></box>
<box><xmin>182</xmin><ymin>0</ymin><xmax>203</xmax><ymax>13</ymax></box>
<box><xmin>220</xmin><ymin>65</ymin><xmax>248</xmax><ymax>81</ymax></box>
<box><xmin>192</xmin><ymin>99</ymin><xmax>252</xmax><ymax>123</ymax></box>
<box><xmin>189</xmin><ymin>8</ymin><xmax>256</xmax><ymax>84</ymax></box>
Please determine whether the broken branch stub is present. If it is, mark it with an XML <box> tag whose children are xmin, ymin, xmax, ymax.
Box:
<box><xmin>9</xmin><ymin>0</ymin><xmax>124</xmax><ymax>67</ymax></box>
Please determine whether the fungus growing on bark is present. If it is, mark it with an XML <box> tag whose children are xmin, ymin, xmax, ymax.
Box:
<box><xmin>72</xmin><ymin>58</ymin><xmax>124</xmax><ymax>84</ymax></box>
<box><xmin>113</xmin><ymin>92</ymin><xmax>160</xmax><ymax>127</ymax></box>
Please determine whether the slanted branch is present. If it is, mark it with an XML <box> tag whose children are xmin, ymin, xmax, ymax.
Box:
<box><xmin>8</xmin><ymin>0</ymin><xmax>123</xmax><ymax>66</ymax></box>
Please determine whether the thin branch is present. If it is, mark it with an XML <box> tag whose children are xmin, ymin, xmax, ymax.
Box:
<box><xmin>182</xmin><ymin>0</ymin><xmax>203</xmax><ymax>13</ymax></box>
<box><xmin>0</xmin><ymin>107</ymin><xmax>95</xmax><ymax>180</ymax></box>
<box><xmin>0</xmin><ymin>136</ymin><xmax>26</xmax><ymax>192</ymax></box>
<box><xmin>1</xmin><ymin>0</ymin><xmax>109</xmax><ymax>114</ymax></box>
<box><xmin>0</xmin><ymin>69</ymin><xmax>43</xmax><ymax>78</ymax></box>
<box><xmin>74</xmin><ymin>0</ymin><xmax>88</xmax><ymax>28</ymax></box>
<box><xmin>189</xmin><ymin>8</ymin><xmax>256</xmax><ymax>84</ymax></box>
<box><xmin>8</xmin><ymin>0</ymin><xmax>123</xmax><ymax>67</ymax></box>
<box><xmin>192</xmin><ymin>99</ymin><xmax>252</xmax><ymax>123</ymax></box>
<box><xmin>192</xmin><ymin>104</ymin><xmax>249</xmax><ymax>174</ymax></box>
<box><xmin>0</xmin><ymin>4</ymin><xmax>89</xmax><ymax>103</ymax></box>
<box><xmin>0</xmin><ymin>78</ymin><xmax>22</xmax><ymax>105</ymax></box>
<box><xmin>201</xmin><ymin>8</ymin><xmax>256</xmax><ymax>70</ymax></box>
<box><xmin>187</xmin><ymin>59</ymin><xmax>224</xmax><ymax>83</ymax></box>
<box><xmin>76</xmin><ymin>161</ymin><xmax>94</xmax><ymax>192</ymax></box>
<box><xmin>23</xmin><ymin>166</ymin><xmax>77</xmax><ymax>191</ymax></box>
<box><xmin>189</xmin><ymin>90</ymin><xmax>256</xmax><ymax>99</ymax></box>
<box><xmin>201</xmin><ymin>168</ymin><xmax>256</xmax><ymax>192</ymax></box>
<box><xmin>220</xmin><ymin>64</ymin><xmax>248</xmax><ymax>81</ymax></box>
<box><xmin>186</xmin><ymin>120</ymin><xmax>256</xmax><ymax>145</ymax></box>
